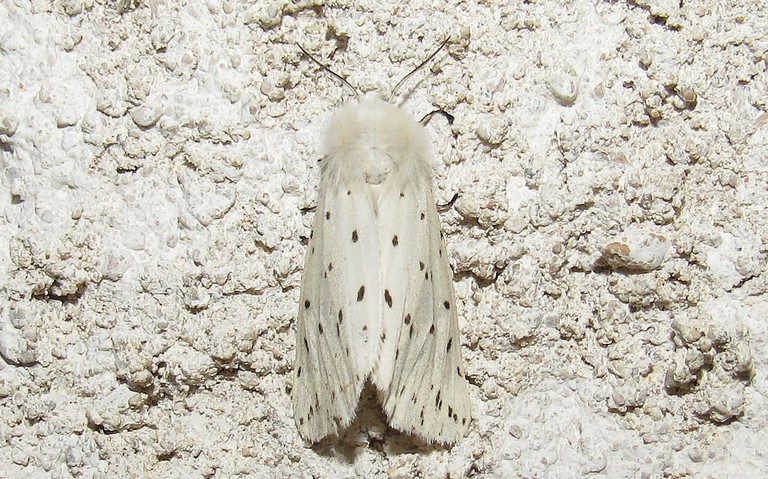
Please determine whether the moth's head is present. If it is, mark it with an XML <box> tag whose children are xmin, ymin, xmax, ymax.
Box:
<box><xmin>323</xmin><ymin>96</ymin><xmax>429</xmax><ymax>167</ymax></box>
<box><xmin>298</xmin><ymin>40</ymin><xmax>448</xmax><ymax>174</ymax></box>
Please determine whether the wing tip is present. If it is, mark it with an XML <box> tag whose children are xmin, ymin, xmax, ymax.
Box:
<box><xmin>383</xmin><ymin>401</ymin><xmax>471</xmax><ymax>446</ymax></box>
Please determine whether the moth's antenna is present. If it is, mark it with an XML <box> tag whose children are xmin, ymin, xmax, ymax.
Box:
<box><xmin>420</xmin><ymin>109</ymin><xmax>454</xmax><ymax>126</ymax></box>
<box><xmin>390</xmin><ymin>37</ymin><xmax>451</xmax><ymax>102</ymax></box>
<box><xmin>297</xmin><ymin>43</ymin><xmax>359</xmax><ymax>100</ymax></box>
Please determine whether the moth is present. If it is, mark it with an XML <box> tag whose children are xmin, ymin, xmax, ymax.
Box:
<box><xmin>292</xmin><ymin>40</ymin><xmax>470</xmax><ymax>445</ymax></box>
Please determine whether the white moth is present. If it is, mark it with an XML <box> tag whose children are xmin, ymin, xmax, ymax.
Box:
<box><xmin>293</xmin><ymin>46</ymin><xmax>470</xmax><ymax>445</ymax></box>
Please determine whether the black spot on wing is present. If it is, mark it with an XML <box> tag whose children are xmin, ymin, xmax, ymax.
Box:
<box><xmin>384</xmin><ymin>289</ymin><xmax>393</xmax><ymax>308</ymax></box>
<box><xmin>357</xmin><ymin>285</ymin><xmax>365</xmax><ymax>301</ymax></box>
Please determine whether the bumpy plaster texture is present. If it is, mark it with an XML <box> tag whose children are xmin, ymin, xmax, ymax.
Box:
<box><xmin>0</xmin><ymin>1</ymin><xmax>766</xmax><ymax>477</ymax></box>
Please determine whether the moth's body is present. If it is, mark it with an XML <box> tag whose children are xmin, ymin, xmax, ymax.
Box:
<box><xmin>293</xmin><ymin>97</ymin><xmax>470</xmax><ymax>444</ymax></box>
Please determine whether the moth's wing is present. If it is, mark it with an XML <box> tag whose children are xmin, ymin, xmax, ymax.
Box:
<box><xmin>372</xmin><ymin>180</ymin><xmax>471</xmax><ymax>444</ymax></box>
<box><xmin>292</xmin><ymin>170</ymin><xmax>382</xmax><ymax>443</ymax></box>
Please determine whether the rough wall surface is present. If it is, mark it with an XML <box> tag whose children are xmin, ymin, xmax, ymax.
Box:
<box><xmin>0</xmin><ymin>0</ymin><xmax>766</xmax><ymax>477</ymax></box>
